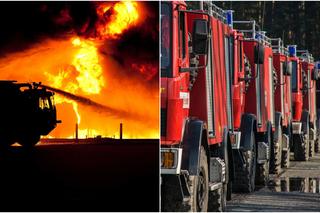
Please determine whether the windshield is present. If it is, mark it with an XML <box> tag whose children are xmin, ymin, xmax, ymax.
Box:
<box><xmin>160</xmin><ymin>3</ymin><xmax>171</xmax><ymax>77</ymax></box>
<box><xmin>291</xmin><ymin>61</ymin><xmax>298</xmax><ymax>92</ymax></box>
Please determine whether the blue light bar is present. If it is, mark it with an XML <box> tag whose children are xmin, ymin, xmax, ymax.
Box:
<box><xmin>225</xmin><ymin>10</ymin><xmax>234</xmax><ymax>28</ymax></box>
<box><xmin>317</xmin><ymin>61</ymin><xmax>320</xmax><ymax>69</ymax></box>
<box><xmin>288</xmin><ymin>45</ymin><xmax>297</xmax><ymax>57</ymax></box>
<box><xmin>255</xmin><ymin>32</ymin><xmax>262</xmax><ymax>40</ymax></box>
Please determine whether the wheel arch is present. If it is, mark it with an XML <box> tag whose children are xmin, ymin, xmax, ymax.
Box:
<box><xmin>180</xmin><ymin>119</ymin><xmax>205</xmax><ymax>176</ymax></box>
<box><xmin>240</xmin><ymin>113</ymin><xmax>257</xmax><ymax>151</ymax></box>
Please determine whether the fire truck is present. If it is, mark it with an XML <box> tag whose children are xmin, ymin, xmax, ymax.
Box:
<box><xmin>0</xmin><ymin>81</ymin><xmax>60</xmax><ymax>148</ymax></box>
<box><xmin>161</xmin><ymin>1</ymin><xmax>235</xmax><ymax>211</ymax></box>
<box><xmin>160</xmin><ymin>1</ymin><xmax>275</xmax><ymax>211</ymax></box>
<box><xmin>231</xmin><ymin>21</ymin><xmax>275</xmax><ymax>189</ymax></box>
<box><xmin>316</xmin><ymin>61</ymin><xmax>320</xmax><ymax>153</ymax></box>
<box><xmin>270</xmin><ymin>38</ymin><xmax>292</xmax><ymax>171</ymax></box>
<box><xmin>300</xmin><ymin>50</ymin><xmax>319</xmax><ymax>159</ymax></box>
<box><xmin>289</xmin><ymin>46</ymin><xmax>319</xmax><ymax>161</ymax></box>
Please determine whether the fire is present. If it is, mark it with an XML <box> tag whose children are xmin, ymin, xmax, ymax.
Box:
<box><xmin>71</xmin><ymin>37</ymin><xmax>105</xmax><ymax>94</ymax></box>
<box><xmin>0</xmin><ymin>1</ymin><xmax>159</xmax><ymax>139</ymax></box>
<box><xmin>96</xmin><ymin>1</ymin><xmax>139</xmax><ymax>38</ymax></box>
<box><xmin>45</xmin><ymin>36</ymin><xmax>105</xmax><ymax>126</ymax></box>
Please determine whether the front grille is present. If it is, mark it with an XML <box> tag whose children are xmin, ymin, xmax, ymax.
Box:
<box><xmin>161</xmin><ymin>108</ymin><xmax>167</xmax><ymax>137</ymax></box>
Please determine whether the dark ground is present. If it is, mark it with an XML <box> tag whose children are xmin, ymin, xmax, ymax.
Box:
<box><xmin>0</xmin><ymin>141</ymin><xmax>159</xmax><ymax>211</ymax></box>
<box><xmin>227</xmin><ymin>153</ymin><xmax>320</xmax><ymax>211</ymax></box>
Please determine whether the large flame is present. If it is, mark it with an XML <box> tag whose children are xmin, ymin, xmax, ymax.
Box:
<box><xmin>0</xmin><ymin>1</ymin><xmax>159</xmax><ymax>139</ymax></box>
<box><xmin>96</xmin><ymin>1</ymin><xmax>139</xmax><ymax>39</ymax></box>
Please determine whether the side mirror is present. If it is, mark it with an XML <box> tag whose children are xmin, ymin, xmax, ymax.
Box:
<box><xmin>312</xmin><ymin>68</ymin><xmax>320</xmax><ymax>80</ymax></box>
<box><xmin>283</xmin><ymin>61</ymin><xmax>292</xmax><ymax>76</ymax></box>
<box><xmin>192</xmin><ymin>19</ymin><xmax>209</xmax><ymax>55</ymax></box>
<box><xmin>254</xmin><ymin>43</ymin><xmax>265</xmax><ymax>64</ymax></box>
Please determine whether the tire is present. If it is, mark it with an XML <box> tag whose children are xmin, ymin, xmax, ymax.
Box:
<box><xmin>256</xmin><ymin>128</ymin><xmax>271</xmax><ymax>186</ymax></box>
<box><xmin>187</xmin><ymin>146</ymin><xmax>209</xmax><ymax>212</ymax></box>
<box><xmin>18</xmin><ymin>135</ymin><xmax>40</xmax><ymax>148</ymax></box>
<box><xmin>232</xmin><ymin>131</ymin><xmax>256</xmax><ymax>193</ymax></box>
<box><xmin>309</xmin><ymin>137</ymin><xmax>315</xmax><ymax>158</ymax></box>
<box><xmin>255</xmin><ymin>159</ymin><xmax>269</xmax><ymax>186</ymax></box>
<box><xmin>270</xmin><ymin>125</ymin><xmax>282</xmax><ymax>175</ymax></box>
<box><xmin>293</xmin><ymin>133</ymin><xmax>309</xmax><ymax>161</ymax></box>
<box><xmin>315</xmin><ymin>139</ymin><xmax>319</xmax><ymax>153</ymax></box>
<box><xmin>310</xmin><ymin>141</ymin><xmax>315</xmax><ymax>157</ymax></box>
<box><xmin>208</xmin><ymin>185</ymin><xmax>226</xmax><ymax>212</ymax></box>
<box><xmin>281</xmin><ymin>142</ymin><xmax>290</xmax><ymax>169</ymax></box>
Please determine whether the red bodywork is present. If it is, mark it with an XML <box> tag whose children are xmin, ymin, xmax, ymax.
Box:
<box><xmin>231</xmin><ymin>30</ymin><xmax>246</xmax><ymax>130</ymax></box>
<box><xmin>161</xmin><ymin>1</ymin><xmax>232</xmax><ymax>146</ymax></box>
<box><xmin>161</xmin><ymin>2</ymin><xmax>189</xmax><ymax>145</ymax></box>
<box><xmin>242</xmin><ymin>41</ymin><xmax>275</xmax><ymax>132</ymax></box>
<box><xmin>273</xmin><ymin>53</ymin><xmax>292</xmax><ymax>127</ymax></box>
<box><xmin>302</xmin><ymin>61</ymin><xmax>316</xmax><ymax>124</ymax></box>
<box><xmin>290</xmin><ymin>56</ymin><xmax>303</xmax><ymax>121</ymax></box>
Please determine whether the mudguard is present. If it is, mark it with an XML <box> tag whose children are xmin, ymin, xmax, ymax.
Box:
<box><xmin>301</xmin><ymin>110</ymin><xmax>309</xmax><ymax>134</ymax></box>
<box><xmin>270</xmin><ymin>113</ymin><xmax>281</xmax><ymax>168</ymax></box>
<box><xmin>239</xmin><ymin>113</ymin><xmax>257</xmax><ymax>151</ymax></box>
<box><xmin>221</xmin><ymin>128</ymin><xmax>234</xmax><ymax>184</ymax></box>
<box><xmin>274</xmin><ymin>112</ymin><xmax>282</xmax><ymax>141</ymax></box>
<box><xmin>181</xmin><ymin>119</ymin><xmax>204</xmax><ymax>175</ymax></box>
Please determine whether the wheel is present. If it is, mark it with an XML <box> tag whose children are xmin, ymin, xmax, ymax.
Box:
<box><xmin>208</xmin><ymin>185</ymin><xmax>226</xmax><ymax>212</ymax></box>
<box><xmin>281</xmin><ymin>145</ymin><xmax>290</xmax><ymax>168</ymax></box>
<box><xmin>270</xmin><ymin>125</ymin><xmax>282</xmax><ymax>175</ymax></box>
<box><xmin>232</xmin><ymin>131</ymin><xmax>256</xmax><ymax>193</ymax></box>
<box><xmin>256</xmin><ymin>128</ymin><xmax>271</xmax><ymax>186</ymax></box>
<box><xmin>18</xmin><ymin>135</ymin><xmax>40</xmax><ymax>148</ymax></box>
<box><xmin>208</xmin><ymin>133</ymin><xmax>229</xmax><ymax>212</ymax></box>
<box><xmin>309</xmin><ymin>137</ymin><xmax>315</xmax><ymax>158</ymax></box>
<box><xmin>293</xmin><ymin>132</ymin><xmax>309</xmax><ymax>161</ymax></box>
<box><xmin>255</xmin><ymin>159</ymin><xmax>269</xmax><ymax>186</ymax></box>
<box><xmin>186</xmin><ymin>146</ymin><xmax>209</xmax><ymax>212</ymax></box>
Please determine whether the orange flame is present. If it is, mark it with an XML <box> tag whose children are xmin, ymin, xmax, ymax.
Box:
<box><xmin>96</xmin><ymin>1</ymin><xmax>139</xmax><ymax>38</ymax></box>
<box><xmin>45</xmin><ymin>36</ymin><xmax>105</xmax><ymax>127</ymax></box>
<box><xmin>0</xmin><ymin>1</ymin><xmax>159</xmax><ymax>139</ymax></box>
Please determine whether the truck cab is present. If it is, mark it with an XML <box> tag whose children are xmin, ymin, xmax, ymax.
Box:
<box><xmin>0</xmin><ymin>81</ymin><xmax>60</xmax><ymax>147</ymax></box>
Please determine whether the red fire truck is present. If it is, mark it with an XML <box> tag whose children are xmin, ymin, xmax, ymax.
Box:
<box><xmin>315</xmin><ymin>61</ymin><xmax>320</xmax><ymax>153</ymax></box>
<box><xmin>270</xmin><ymin>38</ymin><xmax>292</xmax><ymax>171</ymax></box>
<box><xmin>161</xmin><ymin>2</ymin><xmax>237</xmax><ymax>211</ymax></box>
<box><xmin>289</xmin><ymin>46</ymin><xmax>319</xmax><ymax>161</ymax></box>
<box><xmin>231</xmin><ymin>22</ymin><xmax>275</xmax><ymax>189</ymax></box>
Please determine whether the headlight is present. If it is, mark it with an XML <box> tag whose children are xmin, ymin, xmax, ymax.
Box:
<box><xmin>161</xmin><ymin>149</ymin><xmax>176</xmax><ymax>169</ymax></box>
<box><xmin>161</xmin><ymin>148</ymin><xmax>182</xmax><ymax>174</ymax></box>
